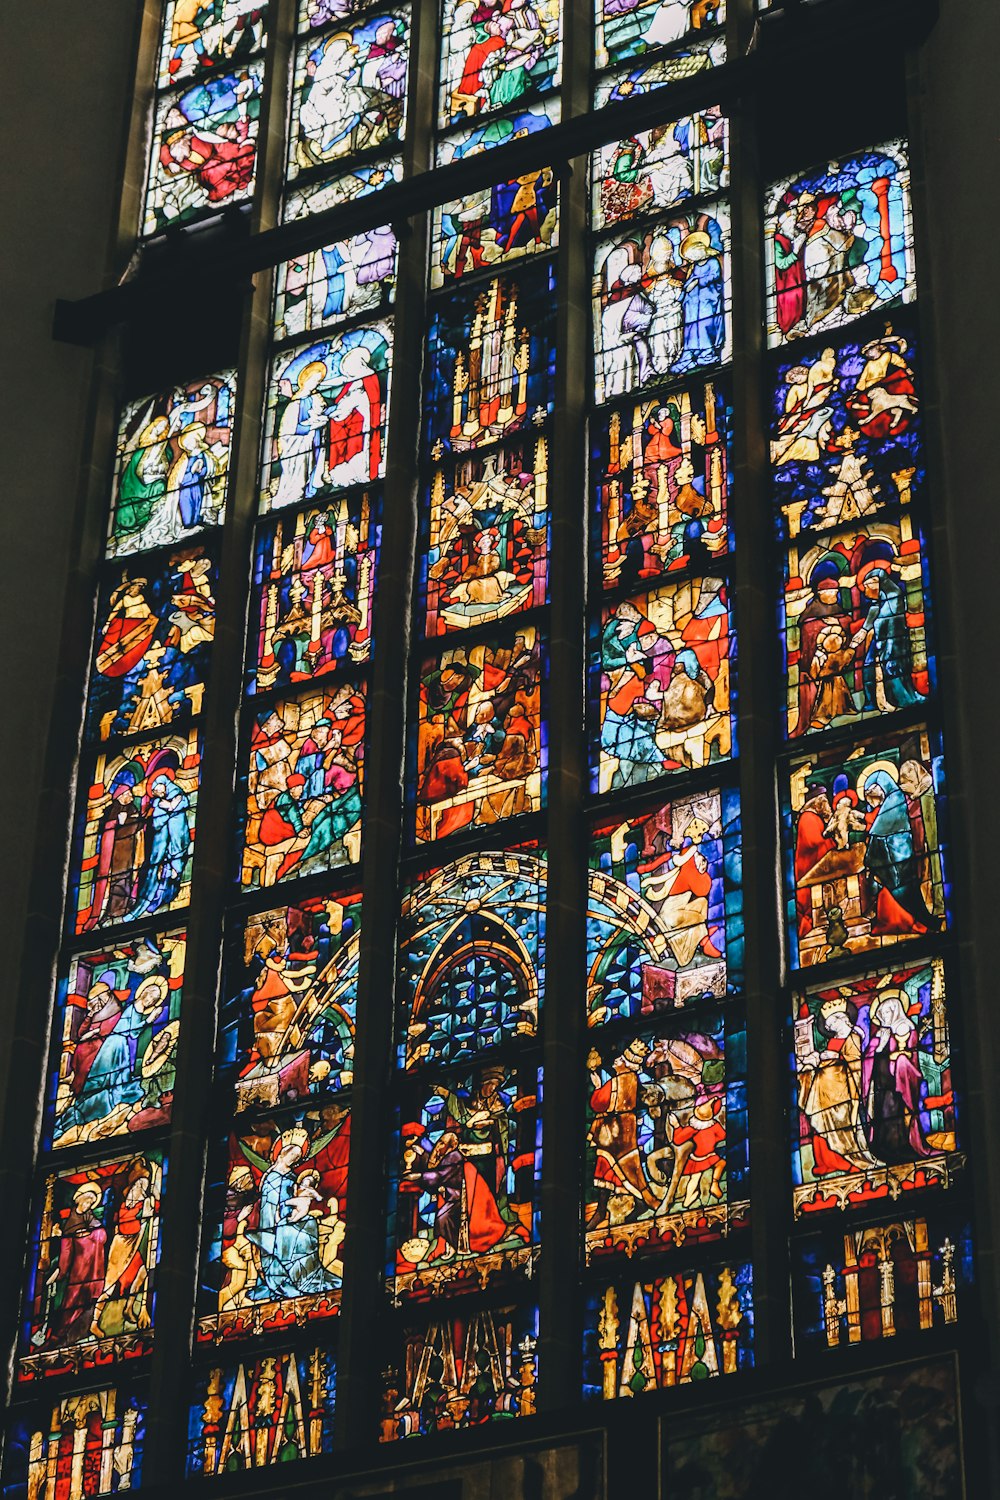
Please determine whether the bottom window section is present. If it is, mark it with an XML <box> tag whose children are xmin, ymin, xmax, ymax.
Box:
<box><xmin>198</xmin><ymin>1103</ymin><xmax>350</xmax><ymax>1343</ymax></box>
<box><xmin>583</xmin><ymin>1262</ymin><xmax>754</xmax><ymax>1400</ymax></box>
<box><xmin>793</xmin><ymin>1210</ymin><xmax>972</xmax><ymax>1351</ymax></box>
<box><xmin>187</xmin><ymin>1346</ymin><xmax>336</xmax><ymax>1476</ymax></box>
<box><xmin>584</xmin><ymin>1009</ymin><xmax>748</xmax><ymax>1266</ymax></box>
<box><xmin>388</xmin><ymin>1066</ymin><xmax>540</xmax><ymax>1302</ymax></box>
<box><xmin>381</xmin><ymin>1304</ymin><xmax>538</xmax><ymax>1439</ymax></box>
<box><xmin>3</xmin><ymin>1387</ymin><xmax>145</xmax><ymax>1500</ymax></box>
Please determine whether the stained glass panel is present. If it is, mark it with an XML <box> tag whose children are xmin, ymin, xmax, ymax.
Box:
<box><xmin>792</xmin><ymin>1212</ymin><xmax>971</xmax><ymax>1350</ymax></box>
<box><xmin>3</xmin><ymin>1389</ymin><xmax>145</xmax><ymax>1499</ymax></box>
<box><xmin>591</xmin><ymin>108</ymin><xmax>729</xmax><ymax>232</ymax></box>
<box><xmin>289</xmin><ymin>14</ymin><xmax>409</xmax><ymax>176</ymax></box>
<box><xmin>432</xmin><ymin>116</ymin><xmax>558</xmax><ymax>287</ymax></box>
<box><xmin>438</xmin><ymin>0</ymin><xmax>561</xmax><ymax>132</ymax></box>
<box><xmin>157</xmin><ymin>0</ymin><xmax>265</xmax><ymax>87</ymax></box>
<box><xmin>591</xmin><ymin>577</ymin><xmax>735</xmax><ymax>796</ymax></box>
<box><xmin>187</xmin><ymin>1348</ymin><xmax>336</xmax><ymax>1475</ymax></box>
<box><xmin>781</xmin><ymin>516</ymin><xmax>933</xmax><ymax>738</ymax></box>
<box><xmin>593</xmin><ymin>40</ymin><xmax>727</xmax><ymax>106</ymax></box>
<box><xmin>19</xmin><ymin>1152</ymin><xmax>164</xmax><ymax>1380</ymax></box>
<box><xmin>791</xmin><ymin>958</ymin><xmax>960</xmax><ymax>1217</ymax></box>
<box><xmin>87</xmin><ymin>543</ymin><xmax>217</xmax><ymax>742</ymax></box>
<box><xmin>765</xmin><ymin>143</ymin><xmax>915</xmax><ymax>348</ymax></box>
<box><xmin>583</xmin><ymin>1262</ymin><xmax>753</xmax><ymax>1398</ymax></box>
<box><xmin>592</xmin><ymin>375</ymin><xmax>732</xmax><ymax>591</ymax></box>
<box><xmin>770</xmin><ymin>319</ymin><xmax>925</xmax><ymax>540</ymax></box>
<box><xmin>143</xmin><ymin>63</ymin><xmax>263</xmax><ymax>235</ymax></box>
<box><xmin>381</xmin><ymin>1305</ymin><xmax>537</xmax><ymax>1437</ymax></box>
<box><xmin>419</xmin><ymin>436</ymin><xmax>549</xmax><ymax>635</ymax></box>
<box><xmin>593</xmin><ymin>204</ymin><xmax>732</xmax><ymax>403</ymax></box>
<box><xmin>399</xmin><ymin>847</ymin><xmax>545</xmax><ymax>1071</ymax></box>
<box><xmin>220</xmin><ymin>890</ymin><xmax>361</xmax><ymax>1110</ymax></box>
<box><xmin>199</xmin><ymin>1104</ymin><xmax>349</xmax><ymax>1342</ymax></box>
<box><xmin>239</xmin><ymin>683</ymin><xmax>366</xmax><ymax>890</ymax></box>
<box><xmin>424</xmin><ymin>265</ymin><xmax>557</xmax><ymax>455</ymax></box>
<box><xmin>72</xmin><ymin>729</ymin><xmax>201</xmax><ymax>935</ymax></box>
<box><xmin>412</xmin><ymin>626</ymin><xmax>545</xmax><ymax>843</ymax></box>
<box><xmin>588</xmin><ymin>786</ymin><xmax>743</xmax><ymax>1023</ymax></box>
<box><xmin>783</xmin><ymin>725</ymin><xmax>948</xmax><ymax>968</ymax></box>
<box><xmin>284</xmin><ymin>159</ymin><xmax>403</xmax><ymax>220</ymax></box>
<box><xmin>47</xmin><ymin>929</ymin><xmax>185</xmax><ymax>1150</ymax></box>
<box><xmin>108</xmin><ymin>375</ymin><xmax>234</xmax><ymax>559</ymax></box>
<box><xmin>260</xmin><ymin>327</ymin><xmax>392</xmax><ymax>512</ymax></box>
<box><xmin>595</xmin><ymin>0</ymin><xmax>726</xmax><ymax>72</ymax></box>
<box><xmin>249</xmin><ymin>494</ymin><xmax>380</xmax><ymax>691</ymax></box>
<box><xmin>584</xmin><ymin>1008</ymin><xmax>748</xmax><ymax>1264</ymax></box>
<box><xmin>273</xmin><ymin>230</ymin><xmax>397</xmax><ymax>341</ymax></box>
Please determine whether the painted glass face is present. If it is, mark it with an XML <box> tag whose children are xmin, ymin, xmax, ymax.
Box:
<box><xmin>591</xmin><ymin>375</ymin><xmax>733</xmax><ymax>590</ymax></box>
<box><xmin>260</xmin><ymin>327</ymin><xmax>392</xmax><ymax>513</ymax></box>
<box><xmin>47</xmin><ymin>930</ymin><xmax>186</xmax><ymax>1150</ymax></box>
<box><xmin>593</xmin><ymin>204</ymin><xmax>732</xmax><ymax>403</ymax></box>
<box><xmin>769</xmin><ymin>319</ymin><xmax>925</xmax><ymax>541</ymax></box>
<box><xmin>591</xmin><ymin>576</ymin><xmax>735</xmax><ymax>796</ymax></box>
<box><xmin>381</xmin><ymin>1305</ymin><xmax>538</xmax><ymax>1437</ymax></box>
<box><xmin>108</xmin><ymin>376</ymin><xmax>235</xmax><ymax>558</ymax></box>
<box><xmin>438</xmin><ymin>0</ymin><xmax>561</xmax><ymax>132</ymax></box>
<box><xmin>144</xmin><ymin>63</ymin><xmax>264</xmax><ymax>234</ymax></box>
<box><xmin>583</xmin><ymin>1008</ymin><xmax>748</xmax><ymax>1265</ymax></box>
<box><xmin>239</xmin><ymin>682</ymin><xmax>366</xmax><ymax>891</ymax></box>
<box><xmin>71</xmin><ymin>730</ymin><xmax>201</xmax><ymax>936</ymax></box>
<box><xmin>249</xmin><ymin>494</ymin><xmax>381</xmax><ymax>691</ymax></box>
<box><xmin>783</xmin><ymin>725</ymin><xmax>949</xmax><ymax>969</ymax></box>
<box><xmin>412</xmin><ymin>626</ymin><xmax>546</xmax><ymax>844</ymax></box>
<box><xmin>765</xmin><ymin>143</ymin><xmax>915</xmax><ymax>348</ymax></box>
<box><xmin>289</xmin><ymin>13</ymin><xmax>409</xmax><ymax>176</ymax></box>
<box><xmin>583</xmin><ymin>1262</ymin><xmax>753</xmax><ymax>1398</ymax></box>
<box><xmin>187</xmin><ymin>1348</ymin><xmax>336</xmax><ymax>1475</ymax></box>
<box><xmin>790</xmin><ymin>958</ymin><xmax>960</xmax><ymax>1218</ymax></box>
<box><xmin>19</xmin><ymin>1153</ymin><xmax>165</xmax><ymax>1380</ymax></box>
<box><xmin>398</xmin><ymin>848</ymin><xmax>545</xmax><ymax>1071</ymax></box>
<box><xmin>199</xmin><ymin>1104</ymin><xmax>350</xmax><ymax>1341</ymax></box>
<box><xmin>220</xmin><ymin>891</ymin><xmax>361</xmax><ymax>1109</ymax></box>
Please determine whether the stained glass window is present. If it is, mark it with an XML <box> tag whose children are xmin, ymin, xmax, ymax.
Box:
<box><xmin>438</xmin><ymin>0</ymin><xmax>561</xmax><ymax>135</ymax></box>
<box><xmin>381</xmin><ymin>1305</ymin><xmax>538</xmax><ymax>1437</ymax></box>
<box><xmin>595</xmin><ymin>0</ymin><xmax>726</xmax><ymax>73</ymax></box>
<box><xmin>3</xmin><ymin>1389</ymin><xmax>145</xmax><ymax>1500</ymax></box>
<box><xmin>288</xmin><ymin>14</ymin><xmax>410</xmax><ymax>176</ymax></box>
<box><xmin>187</xmin><ymin>1349</ymin><xmax>336</xmax><ymax>1474</ymax></box>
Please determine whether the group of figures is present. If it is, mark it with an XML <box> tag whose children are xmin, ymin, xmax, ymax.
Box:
<box><xmin>770</xmin><ymin>323</ymin><xmax>924</xmax><ymax>539</ymax></box>
<box><xmin>75</xmin><ymin>732</ymin><xmax>200</xmax><ymax>935</ymax></box>
<box><xmin>203</xmin><ymin>1109</ymin><xmax>349</xmax><ymax>1337</ymax></box>
<box><xmin>766</xmin><ymin>145</ymin><xmax>915</xmax><ymax>347</ymax></box>
<box><xmin>262</xmin><ymin>329</ymin><xmax>390</xmax><ymax>511</ymax></box>
<box><xmin>108</xmin><ymin>378</ymin><xmax>234</xmax><ymax>558</ymax></box>
<box><xmin>146</xmin><ymin>63</ymin><xmax>263</xmax><ymax>235</ymax></box>
<box><xmin>595</xmin><ymin>576</ymin><xmax>732</xmax><ymax>793</ymax></box>
<box><xmin>49</xmin><ymin>933</ymin><xmax>184</xmax><ymax>1151</ymax></box>
<box><xmin>381</xmin><ymin>1309</ymin><xmax>537</xmax><ymax>1437</ymax></box>
<box><xmin>593</xmin><ymin>106</ymin><xmax>728</xmax><ymax>230</ymax></box>
<box><xmin>22</xmin><ymin>1154</ymin><xmax>162</xmax><ymax>1376</ymax></box>
<box><xmin>787</xmin><ymin>729</ymin><xmax>947</xmax><ymax>967</ymax></box>
<box><xmin>391</xmin><ymin>1066</ymin><xmax>538</xmax><ymax>1298</ymax></box>
<box><xmin>273</xmin><ymin>226</ymin><xmax>397</xmax><ymax>342</ymax></box>
<box><xmin>439</xmin><ymin>0</ymin><xmax>560</xmax><ymax>127</ymax></box>
<box><xmin>291</xmin><ymin>13</ymin><xmax>409</xmax><ymax>173</ymax></box>
<box><xmin>593</xmin><ymin>377</ymin><xmax>731</xmax><ymax>589</ymax></box>
<box><xmin>221</xmin><ymin>893</ymin><xmax>360</xmax><ymax>1111</ymax></box>
<box><xmin>595</xmin><ymin>207</ymin><xmax>730</xmax><ymax>403</ymax></box>
<box><xmin>792</xmin><ymin>960</ymin><xmax>958</xmax><ymax>1214</ymax></box>
<box><xmin>88</xmin><ymin>546</ymin><xmax>216</xmax><ymax>742</ymax></box>
<box><xmin>414</xmin><ymin>629</ymin><xmax>544</xmax><ymax>843</ymax></box>
<box><xmin>251</xmin><ymin>496</ymin><xmax>380</xmax><ymax>691</ymax></box>
<box><xmin>241</xmin><ymin>685</ymin><xmax>366</xmax><ymax>889</ymax></box>
<box><xmin>584</xmin><ymin>1011</ymin><xmax>747</xmax><ymax>1260</ymax></box>
<box><xmin>782</xmin><ymin>520</ymin><xmax>931</xmax><ymax>737</ymax></box>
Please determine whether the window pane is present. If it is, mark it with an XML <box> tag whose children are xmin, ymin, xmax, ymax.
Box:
<box><xmin>274</xmin><ymin>230</ymin><xmax>397</xmax><ymax>341</ymax></box>
<box><xmin>438</xmin><ymin>0</ymin><xmax>561</xmax><ymax>133</ymax></box>
<box><xmin>143</xmin><ymin>64</ymin><xmax>264</xmax><ymax>235</ymax></box>
<box><xmin>433</xmin><ymin>123</ymin><xmax>558</xmax><ymax>287</ymax></box>
<box><xmin>288</xmin><ymin>14</ymin><xmax>410</xmax><ymax>177</ymax></box>
<box><xmin>157</xmin><ymin>0</ymin><xmax>266</xmax><ymax>87</ymax></box>
<box><xmin>4</xmin><ymin>1389</ymin><xmax>145</xmax><ymax>1499</ymax></box>
<box><xmin>591</xmin><ymin>107</ymin><xmax>729</xmax><ymax>232</ymax></box>
<box><xmin>595</xmin><ymin>0</ymin><xmax>726</xmax><ymax>72</ymax></box>
<box><xmin>187</xmin><ymin>1348</ymin><xmax>336</xmax><ymax>1474</ymax></box>
<box><xmin>593</xmin><ymin>41</ymin><xmax>728</xmax><ymax>108</ymax></box>
<box><xmin>381</xmin><ymin>1305</ymin><xmax>538</xmax><ymax>1437</ymax></box>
